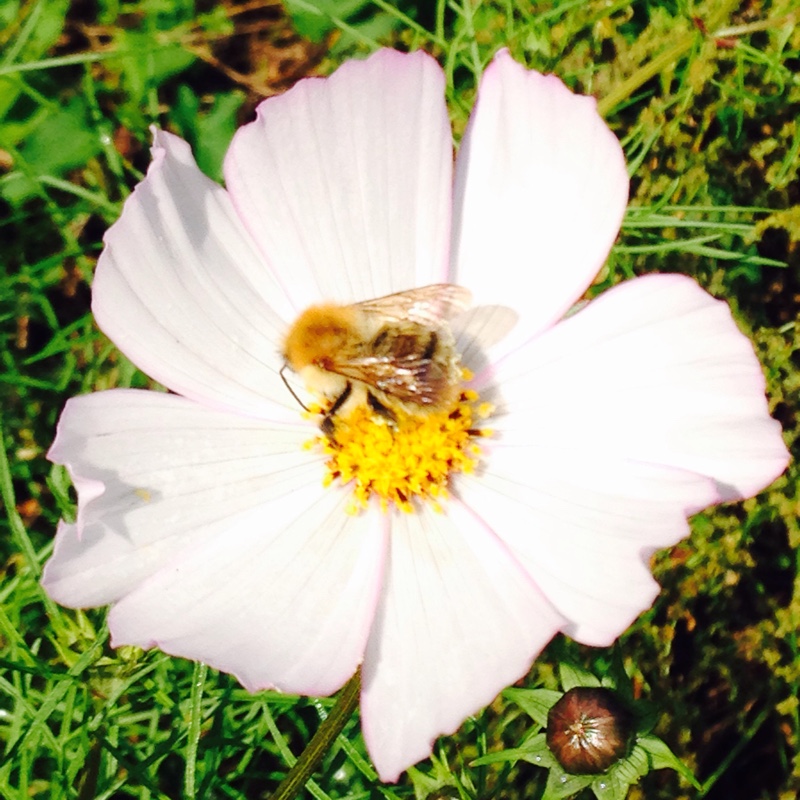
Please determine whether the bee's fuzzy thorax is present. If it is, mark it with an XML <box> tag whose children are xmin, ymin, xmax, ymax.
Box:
<box><xmin>282</xmin><ymin>304</ymin><xmax>360</xmax><ymax>371</ymax></box>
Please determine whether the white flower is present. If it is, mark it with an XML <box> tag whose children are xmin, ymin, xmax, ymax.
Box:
<box><xmin>42</xmin><ymin>48</ymin><xmax>789</xmax><ymax>781</ymax></box>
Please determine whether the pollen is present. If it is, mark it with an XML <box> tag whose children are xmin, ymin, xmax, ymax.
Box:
<box><xmin>313</xmin><ymin>389</ymin><xmax>493</xmax><ymax>514</ymax></box>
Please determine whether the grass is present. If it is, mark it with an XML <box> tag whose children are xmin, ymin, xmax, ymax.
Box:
<box><xmin>1</xmin><ymin>0</ymin><xmax>798</xmax><ymax>798</ymax></box>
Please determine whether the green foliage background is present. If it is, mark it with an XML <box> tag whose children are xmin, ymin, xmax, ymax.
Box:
<box><xmin>1</xmin><ymin>0</ymin><xmax>798</xmax><ymax>798</ymax></box>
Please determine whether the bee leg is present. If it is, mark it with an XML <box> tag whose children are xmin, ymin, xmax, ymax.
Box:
<box><xmin>321</xmin><ymin>382</ymin><xmax>353</xmax><ymax>436</ymax></box>
<box><xmin>367</xmin><ymin>392</ymin><xmax>397</xmax><ymax>424</ymax></box>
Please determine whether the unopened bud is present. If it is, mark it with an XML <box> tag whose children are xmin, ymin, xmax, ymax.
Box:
<box><xmin>546</xmin><ymin>687</ymin><xmax>634</xmax><ymax>774</ymax></box>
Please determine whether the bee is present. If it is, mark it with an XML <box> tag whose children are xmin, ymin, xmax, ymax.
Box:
<box><xmin>281</xmin><ymin>284</ymin><xmax>471</xmax><ymax>434</ymax></box>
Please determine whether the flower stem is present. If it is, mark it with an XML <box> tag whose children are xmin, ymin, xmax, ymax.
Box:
<box><xmin>271</xmin><ymin>669</ymin><xmax>362</xmax><ymax>800</ymax></box>
<box><xmin>185</xmin><ymin>661</ymin><xmax>208</xmax><ymax>799</ymax></box>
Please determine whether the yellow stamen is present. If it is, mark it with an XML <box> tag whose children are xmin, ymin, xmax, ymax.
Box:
<box><xmin>309</xmin><ymin>387</ymin><xmax>491</xmax><ymax>514</ymax></box>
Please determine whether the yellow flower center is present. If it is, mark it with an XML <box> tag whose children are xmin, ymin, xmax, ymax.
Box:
<box><xmin>307</xmin><ymin>379</ymin><xmax>493</xmax><ymax>514</ymax></box>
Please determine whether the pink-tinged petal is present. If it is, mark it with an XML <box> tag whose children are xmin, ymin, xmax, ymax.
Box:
<box><xmin>462</xmin><ymin>273</ymin><xmax>789</xmax><ymax>645</ymax></box>
<box><xmin>42</xmin><ymin>389</ymin><xmax>321</xmax><ymax>608</ymax></box>
<box><xmin>451</xmin><ymin>49</ymin><xmax>628</xmax><ymax>343</ymax></box>
<box><xmin>458</xmin><ymin>454</ymin><xmax>717</xmax><ymax>646</ymax></box>
<box><xmin>360</xmin><ymin>503</ymin><xmax>565</xmax><ymax>782</ymax></box>
<box><xmin>225</xmin><ymin>49</ymin><xmax>453</xmax><ymax>310</ymax></box>
<box><xmin>480</xmin><ymin>274</ymin><xmax>789</xmax><ymax>499</ymax></box>
<box><xmin>93</xmin><ymin>129</ymin><xmax>297</xmax><ymax>417</ymax></box>
<box><xmin>109</xmin><ymin>488</ymin><xmax>386</xmax><ymax>697</ymax></box>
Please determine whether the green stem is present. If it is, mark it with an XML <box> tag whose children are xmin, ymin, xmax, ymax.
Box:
<box><xmin>598</xmin><ymin>35</ymin><xmax>695</xmax><ymax>117</ymax></box>
<box><xmin>714</xmin><ymin>12</ymin><xmax>798</xmax><ymax>39</ymax></box>
<box><xmin>271</xmin><ymin>669</ymin><xmax>362</xmax><ymax>800</ymax></box>
<box><xmin>185</xmin><ymin>661</ymin><xmax>208</xmax><ymax>799</ymax></box>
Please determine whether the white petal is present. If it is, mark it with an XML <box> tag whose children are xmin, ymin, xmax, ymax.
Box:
<box><xmin>458</xmin><ymin>454</ymin><xmax>716</xmax><ymax>646</ymax></box>
<box><xmin>109</xmin><ymin>488</ymin><xmax>386</xmax><ymax>697</ymax></box>
<box><xmin>360</xmin><ymin>503</ymin><xmax>565</xmax><ymax>781</ymax></box>
<box><xmin>451</xmin><ymin>50</ymin><xmax>628</xmax><ymax>341</ymax></box>
<box><xmin>42</xmin><ymin>389</ymin><xmax>321</xmax><ymax>608</ymax></box>
<box><xmin>461</xmin><ymin>273</ymin><xmax>789</xmax><ymax>645</ymax></box>
<box><xmin>93</xmin><ymin>129</ymin><xmax>297</xmax><ymax>417</ymax></box>
<box><xmin>481</xmin><ymin>274</ymin><xmax>789</xmax><ymax>499</ymax></box>
<box><xmin>225</xmin><ymin>49</ymin><xmax>453</xmax><ymax>309</ymax></box>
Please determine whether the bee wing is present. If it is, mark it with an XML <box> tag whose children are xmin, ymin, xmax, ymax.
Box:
<box><xmin>354</xmin><ymin>284</ymin><xmax>471</xmax><ymax>326</ymax></box>
<box><xmin>331</xmin><ymin>353</ymin><xmax>451</xmax><ymax>406</ymax></box>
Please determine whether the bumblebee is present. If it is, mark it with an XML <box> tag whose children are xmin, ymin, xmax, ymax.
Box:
<box><xmin>281</xmin><ymin>284</ymin><xmax>471</xmax><ymax>433</ymax></box>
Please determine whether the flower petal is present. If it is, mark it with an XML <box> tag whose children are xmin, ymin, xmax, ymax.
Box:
<box><xmin>225</xmin><ymin>49</ymin><xmax>453</xmax><ymax>308</ymax></box>
<box><xmin>44</xmin><ymin>389</ymin><xmax>383</xmax><ymax>697</ymax></box>
<box><xmin>463</xmin><ymin>273</ymin><xmax>789</xmax><ymax>645</ymax></box>
<box><xmin>451</xmin><ymin>49</ymin><xmax>628</xmax><ymax>340</ymax></box>
<box><xmin>459</xmin><ymin>455</ymin><xmax>716</xmax><ymax>646</ymax></box>
<box><xmin>93</xmin><ymin>129</ymin><xmax>296</xmax><ymax>417</ymax></box>
<box><xmin>481</xmin><ymin>274</ymin><xmax>789</xmax><ymax>499</ymax></box>
<box><xmin>43</xmin><ymin>389</ymin><xmax>320</xmax><ymax>608</ymax></box>
<box><xmin>360</xmin><ymin>503</ymin><xmax>565</xmax><ymax>782</ymax></box>
<box><xmin>109</xmin><ymin>488</ymin><xmax>385</xmax><ymax>697</ymax></box>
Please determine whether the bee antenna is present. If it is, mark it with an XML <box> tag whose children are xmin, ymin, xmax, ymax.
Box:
<box><xmin>280</xmin><ymin>363</ymin><xmax>310</xmax><ymax>412</ymax></box>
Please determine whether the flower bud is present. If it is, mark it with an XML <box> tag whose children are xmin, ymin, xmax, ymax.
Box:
<box><xmin>545</xmin><ymin>687</ymin><xmax>634</xmax><ymax>774</ymax></box>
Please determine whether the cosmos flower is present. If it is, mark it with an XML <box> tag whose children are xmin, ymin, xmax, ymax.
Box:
<box><xmin>42</xmin><ymin>48</ymin><xmax>789</xmax><ymax>782</ymax></box>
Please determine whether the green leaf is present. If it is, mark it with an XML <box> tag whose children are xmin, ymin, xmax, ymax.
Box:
<box><xmin>503</xmin><ymin>687</ymin><xmax>562</xmax><ymax>726</ymax></box>
<box><xmin>171</xmin><ymin>86</ymin><xmax>245</xmax><ymax>182</ymax></box>
<box><xmin>284</xmin><ymin>0</ymin><xmax>402</xmax><ymax>51</ymax></box>
<box><xmin>284</xmin><ymin>0</ymin><xmax>372</xmax><ymax>42</ymax></box>
<box><xmin>588</xmin><ymin>744</ymin><xmax>649</xmax><ymax>800</ymax></box>
<box><xmin>558</xmin><ymin>662</ymin><xmax>600</xmax><ymax>691</ymax></box>
<box><xmin>542</xmin><ymin>767</ymin><xmax>594</xmax><ymax>800</ymax></box>
<box><xmin>472</xmin><ymin>733</ymin><xmax>557</xmax><ymax>769</ymax></box>
<box><xmin>0</xmin><ymin>171</ymin><xmax>36</xmax><ymax>206</ymax></box>
<box><xmin>407</xmin><ymin>752</ymin><xmax>461</xmax><ymax>800</ymax></box>
<box><xmin>19</xmin><ymin>96</ymin><xmax>102</xmax><ymax>174</ymax></box>
<box><xmin>1</xmin><ymin>96</ymin><xmax>103</xmax><ymax>205</ymax></box>
<box><xmin>638</xmin><ymin>734</ymin><xmax>700</xmax><ymax>788</ymax></box>
<box><xmin>0</xmin><ymin>0</ymin><xmax>21</xmax><ymax>29</ymax></box>
<box><xmin>18</xmin><ymin>0</ymin><xmax>71</xmax><ymax>57</ymax></box>
<box><xmin>590</xmin><ymin>769</ymin><xmax>633</xmax><ymax>800</ymax></box>
<box><xmin>46</xmin><ymin>464</ymin><xmax>76</xmax><ymax>524</ymax></box>
<box><xmin>115</xmin><ymin>28</ymin><xmax>196</xmax><ymax>107</ymax></box>
<box><xmin>0</xmin><ymin>0</ymin><xmax>71</xmax><ymax>118</ymax></box>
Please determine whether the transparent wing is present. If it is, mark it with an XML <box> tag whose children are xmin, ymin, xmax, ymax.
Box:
<box><xmin>354</xmin><ymin>284</ymin><xmax>471</xmax><ymax>326</ymax></box>
<box><xmin>331</xmin><ymin>353</ymin><xmax>452</xmax><ymax>406</ymax></box>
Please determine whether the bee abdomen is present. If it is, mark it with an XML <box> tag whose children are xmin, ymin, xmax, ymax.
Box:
<box><xmin>422</xmin><ymin>331</ymin><xmax>438</xmax><ymax>360</ymax></box>
<box><xmin>371</xmin><ymin>326</ymin><xmax>437</xmax><ymax>360</ymax></box>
